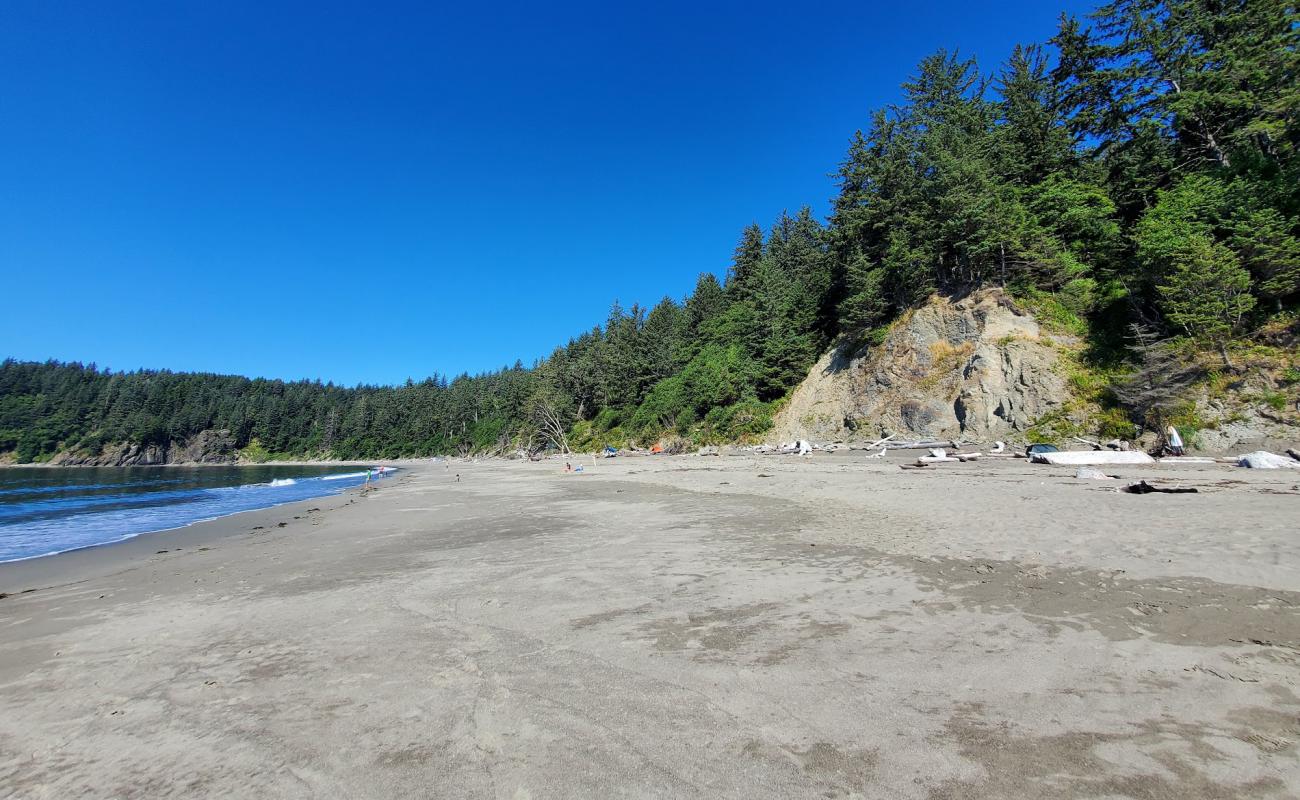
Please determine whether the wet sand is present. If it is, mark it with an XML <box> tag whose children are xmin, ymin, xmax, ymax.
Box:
<box><xmin>1</xmin><ymin>453</ymin><xmax>1297</xmax><ymax>798</ymax></box>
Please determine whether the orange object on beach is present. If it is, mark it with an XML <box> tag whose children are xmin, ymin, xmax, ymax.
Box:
<box><xmin>650</xmin><ymin>443</ymin><xmax>664</xmax><ymax>454</ymax></box>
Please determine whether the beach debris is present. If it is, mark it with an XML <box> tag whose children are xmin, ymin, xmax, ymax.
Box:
<box><xmin>1288</xmin><ymin>448</ymin><xmax>1300</xmax><ymax>462</ymax></box>
<box><xmin>864</xmin><ymin>447</ymin><xmax>887</xmax><ymax>459</ymax></box>
<box><xmin>757</xmin><ymin>473</ymin><xmax>774</xmax><ymax>478</ymax></box>
<box><xmin>915</xmin><ymin>448</ymin><xmax>962</xmax><ymax>465</ymax></box>
<box><xmin>1156</xmin><ymin>456</ymin><xmax>1219</xmax><ymax>465</ymax></box>
<box><xmin>915</xmin><ymin>447</ymin><xmax>982</xmax><ymax>465</ymax></box>
<box><xmin>698</xmin><ymin>446</ymin><xmax>720</xmax><ymax>457</ymax></box>
<box><xmin>982</xmin><ymin>440</ymin><xmax>1019</xmax><ymax>458</ymax></box>
<box><xmin>1032</xmin><ymin>450</ymin><xmax>1155</xmax><ymax>466</ymax></box>
<box><xmin>1122</xmin><ymin>480</ymin><xmax>1198</xmax><ymax>494</ymax></box>
<box><xmin>913</xmin><ymin>447</ymin><xmax>984</xmax><ymax>465</ymax></box>
<box><xmin>887</xmin><ymin>439</ymin><xmax>962</xmax><ymax>451</ymax></box>
<box><xmin>1074</xmin><ymin>466</ymin><xmax>1115</xmax><ymax>480</ymax></box>
<box><xmin>1071</xmin><ymin>436</ymin><xmax>1102</xmax><ymax>450</ymax></box>
<box><xmin>1237</xmin><ymin>451</ymin><xmax>1300</xmax><ymax>469</ymax></box>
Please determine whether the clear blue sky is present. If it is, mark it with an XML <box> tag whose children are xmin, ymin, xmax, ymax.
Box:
<box><xmin>1</xmin><ymin>0</ymin><xmax>1095</xmax><ymax>386</ymax></box>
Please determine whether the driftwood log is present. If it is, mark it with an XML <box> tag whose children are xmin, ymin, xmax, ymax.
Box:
<box><xmin>1122</xmin><ymin>480</ymin><xmax>1198</xmax><ymax>494</ymax></box>
<box><xmin>888</xmin><ymin>440</ymin><xmax>961</xmax><ymax>451</ymax></box>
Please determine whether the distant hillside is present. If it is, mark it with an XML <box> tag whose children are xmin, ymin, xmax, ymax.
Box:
<box><xmin>3</xmin><ymin>0</ymin><xmax>1298</xmax><ymax>463</ymax></box>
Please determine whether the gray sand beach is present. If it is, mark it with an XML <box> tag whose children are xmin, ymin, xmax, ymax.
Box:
<box><xmin>1</xmin><ymin>453</ymin><xmax>1298</xmax><ymax>798</ymax></box>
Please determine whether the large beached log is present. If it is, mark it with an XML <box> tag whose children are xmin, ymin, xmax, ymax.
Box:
<box><xmin>1031</xmin><ymin>450</ymin><xmax>1155</xmax><ymax>466</ymax></box>
<box><xmin>887</xmin><ymin>440</ymin><xmax>960</xmax><ymax>450</ymax></box>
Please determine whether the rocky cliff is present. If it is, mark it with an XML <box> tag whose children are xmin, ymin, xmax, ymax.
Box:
<box><xmin>769</xmin><ymin>291</ymin><xmax>1068</xmax><ymax>443</ymax></box>
<box><xmin>50</xmin><ymin>429</ymin><xmax>239</xmax><ymax>466</ymax></box>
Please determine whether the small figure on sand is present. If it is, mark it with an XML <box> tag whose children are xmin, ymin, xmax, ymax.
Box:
<box><xmin>564</xmin><ymin>462</ymin><xmax>572</xmax><ymax>472</ymax></box>
<box><xmin>1166</xmin><ymin>425</ymin><xmax>1185</xmax><ymax>456</ymax></box>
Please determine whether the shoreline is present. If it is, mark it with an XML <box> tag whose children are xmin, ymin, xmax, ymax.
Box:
<box><xmin>0</xmin><ymin>471</ymin><xmax>409</xmax><ymax>594</ymax></box>
<box><xmin>0</xmin><ymin>458</ymin><xmax>433</xmax><ymax>469</ymax></box>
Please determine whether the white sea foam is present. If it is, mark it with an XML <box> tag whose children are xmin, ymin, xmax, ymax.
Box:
<box><xmin>321</xmin><ymin>472</ymin><xmax>367</xmax><ymax>481</ymax></box>
<box><xmin>268</xmin><ymin>478</ymin><xmax>297</xmax><ymax>487</ymax></box>
<box><xmin>321</xmin><ymin>467</ymin><xmax>399</xmax><ymax>481</ymax></box>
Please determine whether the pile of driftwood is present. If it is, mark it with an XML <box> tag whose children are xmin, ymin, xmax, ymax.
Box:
<box><xmin>903</xmin><ymin>444</ymin><xmax>1018</xmax><ymax>469</ymax></box>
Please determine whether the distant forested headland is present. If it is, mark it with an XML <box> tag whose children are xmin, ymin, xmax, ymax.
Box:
<box><xmin>4</xmin><ymin>0</ymin><xmax>1298</xmax><ymax>462</ymax></box>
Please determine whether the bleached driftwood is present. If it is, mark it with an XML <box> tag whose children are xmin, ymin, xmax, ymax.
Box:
<box><xmin>888</xmin><ymin>440</ymin><xmax>960</xmax><ymax>451</ymax></box>
<box><xmin>916</xmin><ymin>448</ymin><xmax>961</xmax><ymax>465</ymax></box>
<box><xmin>1238</xmin><ymin>451</ymin><xmax>1300</xmax><ymax>469</ymax></box>
<box><xmin>1031</xmin><ymin>450</ymin><xmax>1155</xmax><ymax>466</ymax></box>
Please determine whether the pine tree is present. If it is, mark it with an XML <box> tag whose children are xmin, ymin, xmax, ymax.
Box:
<box><xmin>1154</xmin><ymin>233</ymin><xmax>1255</xmax><ymax>366</ymax></box>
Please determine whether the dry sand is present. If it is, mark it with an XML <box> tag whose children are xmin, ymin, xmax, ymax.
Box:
<box><xmin>1</xmin><ymin>453</ymin><xmax>1297</xmax><ymax>798</ymax></box>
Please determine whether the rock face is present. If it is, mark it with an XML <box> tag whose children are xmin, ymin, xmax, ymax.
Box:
<box><xmin>1192</xmin><ymin>394</ymin><xmax>1300</xmax><ymax>454</ymax></box>
<box><xmin>770</xmin><ymin>291</ymin><xmax>1067</xmax><ymax>442</ymax></box>
<box><xmin>51</xmin><ymin>429</ymin><xmax>238</xmax><ymax>466</ymax></box>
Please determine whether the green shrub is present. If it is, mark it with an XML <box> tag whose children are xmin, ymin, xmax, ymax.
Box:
<box><xmin>239</xmin><ymin>438</ymin><xmax>271</xmax><ymax>463</ymax></box>
<box><xmin>1095</xmin><ymin>407</ymin><xmax>1136</xmax><ymax>440</ymax></box>
<box><xmin>593</xmin><ymin>408</ymin><xmax>622</xmax><ymax>432</ymax></box>
<box><xmin>1258</xmin><ymin>391</ymin><xmax>1288</xmax><ymax>411</ymax></box>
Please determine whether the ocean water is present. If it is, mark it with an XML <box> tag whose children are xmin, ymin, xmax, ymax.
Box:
<box><xmin>0</xmin><ymin>465</ymin><xmax>397</xmax><ymax>562</ymax></box>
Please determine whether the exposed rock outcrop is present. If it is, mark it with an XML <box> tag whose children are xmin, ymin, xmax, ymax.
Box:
<box><xmin>51</xmin><ymin>429</ymin><xmax>238</xmax><ymax>466</ymax></box>
<box><xmin>770</xmin><ymin>291</ymin><xmax>1067</xmax><ymax>442</ymax></box>
<box><xmin>171</xmin><ymin>429</ymin><xmax>239</xmax><ymax>464</ymax></box>
<box><xmin>1191</xmin><ymin>387</ymin><xmax>1300</xmax><ymax>454</ymax></box>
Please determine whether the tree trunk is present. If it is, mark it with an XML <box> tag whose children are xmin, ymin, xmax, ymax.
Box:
<box><xmin>1218</xmin><ymin>341</ymin><xmax>1234</xmax><ymax>370</ymax></box>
